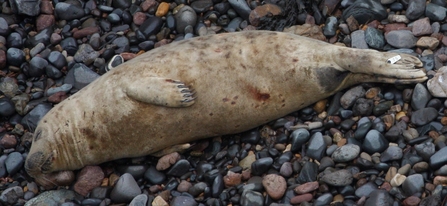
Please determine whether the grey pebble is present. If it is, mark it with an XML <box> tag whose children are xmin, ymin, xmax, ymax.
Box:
<box><xmin>350</xmin><ymin>30</ymin><xmax>368</xmax><ymax>49</ymax></box>
<box><xmin>411</xmin><ymin>107</ymin><xmax>438</xmax><ymax>126</ymax></box>
<box><xmin>425</xmin><ymin>3</ymin><xmax>447</xmax><ymax>21</ymax></box>
<box><xmin>9</xmin><ymin>0</ymin><xmax>40</xmax><ymax>16</ymax></box>
<box><xmin>321</xmin><ymin>169</ymin><xmax>353</xmax><ymax>186</ymax></box>
<box><xmin>340</xmin><ymin>85</ymin><xmax>365</xmax><ymax>109</ymax></box>
<box><xmin>0</xmin><ymin>97</ymin><xmax>15</xmax><ymax>117</ymax></box>
<box><xmin>47</xmin><ymin>51</ymin><xmax>67</xmax><ymax>69</ymax></box>
<box><xmin>0</xmin><ymin>186</ymin><xmax>23</xmax><ymax>205</ymax></box>
<box><xmin>306</xmin><ymin>132</ymin><xmax>327</xmax><ymax>161</ymax></box>
<box><xmin>405</xmin><ymin>0</ymin><xmax>426</xmax><ymax>20</ymax></box>
<box><xmin>228</xmin><ymin>0</ymin><xmax>251</xmax><ymax>20</ymax></box>
<box><xmin>362</xmin><ymin>130</ymin><xmax>388</xmax><ymax>154</ymax></box>
<box><xmin>171</xmin><ymin>196</ymin><xmax>198</xmax><ymax>206</ymax></box>
<box><xmin>364</xmin><ymin>190</ymin><xmax>394</xmax><ymax>206</ymax></box>
<box><xmin>290</xmin><ymin>128</ymin><xmax>310</xmax><ymax>153</ymax></box>
<box><xmin>402</xmin><ymin>174</ymin><xmax>424</xmax><ymax>196</ymax></box>
<box><xmin>240</xmin><ymin>190</ymin><xmax>263</xmax><ymax>206</ymax></box>
<box><xmin>166</xmin><ymin>159</ymin><xmax>191</xmax><ymax>177</ymax></box>
<box><xmin>129</xmin><ymin>194</ymin><xmax>148</xmax><ymax>206</ymax></box>
<box><xmin>414</xmin><ymin>141</ymin><xmax>435</xmax><ymax>161</ymax></box>
<box><xmin>55</xmin><ymin>2</ymin><xmax>85</xmax><ymax>21</ymax></box>
<box><xmin>411</xmin><ymin>83</ymin><xmax>431</xmax><ymax>110</ymax></box>
<box><xmin>352</xmin><ymin>98</ymin><xmax>373</xmax><ymax>116</ymax></box>
<box><xmin>5</xmin><ymin>152</ymin><xmax>23</xmax><ymax>175</ymax></box>
<box><xmin>6</xmin><ymin>47</ymin><xmax>25</xmax><ymax>67</ymax></box>
<box><xmin>430</xmin><ymin>146</ymin><xmax>447</xmax><ymax>169</ymax></box>
<box><xmin>175</xmin><ymin>6</ymin><xmax>197</xmax><ymax>34</ymax></box>
<box><xmin>29</xmin><ymin>42</ymin><xmax>44</xmax><ymax>57</ymax></box>
<box><xmin>46</xmin><ymin>84</ymin><xmax>72</xmax><ymax>96</ymax></box>
<box><xmin>380</xmin><ymin>146</ymin><xmax>403</xmax><ymax>162</ymax></box>
<box><xmin>342</xmin><ymin>0</ymin><xmax>387</xmax><ymax>24</ymax></box>
<box><xmin>365</xmin><ymin>27</ymin><xmax>385</xmax><ymax>50</ymax></box>
<box><xmin>385</xmin><ymin>30</ymin><xmax>417</xmax><ymax>48</ymax></box>
<box><xmin>355</xmin><ymin>182</ymin><xmax>377</xmax><ymax>198</ymax></box>
<box><xmin>110</xmin><ymin>173</ymin><xmax>141</xmax><ymax>203</ymax></box>
<box><xmin>74</xmin><ymin>44</ymin><xmax>100</xmax><ymax>66</ymax></box>
<box><xmin>64</xmin><ymin>63</ymin><xmax>100</xmax><ymax>90</ymax></box>
<box><xmin>331</xmin><ymin>144</ymin><xmax>360</xmax><ymax>162</ymax></box>
<box><xmin>24</xmin><ymin>189</ymin><xmax>75</xmax><ymax>206</ymax></box>
<box><xmin>21</xmin><ymin>103</ymin><xmax>52</xmax><ymax>131</ymax></box>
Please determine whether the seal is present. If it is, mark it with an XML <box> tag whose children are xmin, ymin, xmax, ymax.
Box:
<box><xmin>24</xmin><ymin>30</ymin><xmax>426</xmax><ymax>187</ymax></box>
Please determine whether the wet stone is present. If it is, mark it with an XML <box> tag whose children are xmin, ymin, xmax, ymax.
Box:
<box><xmin>412</xmin><ymin>17</ymin><xmax>433</xmax><ymax>36</ymax></box>
<box><xmin>144</xmin><ymin>166</ymin><xmax>166</xmax><ymax>184</ymax></box>
<box><xmin>5</xmin><ymin>152</ymin><xmax>23</xmax><ymax>175</ymax></box>
<box><xmin>0</xmin><ymin>97</ymin><xmax>15</xmax><ymax>117</ymax></box>
<box><xmin>240</xmin><ymin>190</ymin><xmax>263</xmax><ymax>206</ymax></box>
<box><xmin>228</xmin><ymin>0</ymin><xmax>251</xmax><ymax>20</ymax></box>
<box><xmin>411</xmin><ymin>107</ymin><xmax>438</xmax><ymax>126</ymax></box>
<box><xmin>262</xmin><ymin>174</ymin><xmax>286</xmax><ymax>200</ymax></box>
<box><xmin>290</xmin><ymin>129</ymin><xmax>310</xmax><ymax>153</ymax></box>
<box><xmin>351</xmin><ymin>30</ymin><xmax>368</xmax><ymax>49</ymax></box>
<box><xmin>7</xmin><ymin>48</ymin><xmax>25</xmax><ymax>67</ymax></box>
<box><xmin>314</xmin><ymin>193</ymin><xmax>333</xmax><ymax>206</ymax></box>
<box><xmin>355</xmin><ymin>182</ymin><xmax>377</xmax><ymax>198</ymax></box>
<box><xmin>331</xmin><ymin>144</ymin><xmax>360</xmax><ymax>162</ymax></box>
<box><xmin>365</xmin><ymin>27</ymin><xmax>385</xmax><ymax>49</ymax></box>
<box><xmin>297</xmin><ymin>162</ymin><xmax>318</xmax><ymax>184</ymax></box>
<box><xmin>9</xmin><ymin>0</ymin><xmax>41</xmax><ymax>16</ymax></box>
<box><xmin>430</xmin><ymin>146</ymin><xmax>447</xmax><ymax>169</ymax></box>
<box><xmin>21</xmin><ymin>103</ymin><xmax>52</xmax><ymax>131</ymax></box>
<box><xmin>425</xmin><ymin>3</ymin><xmax>447</xmax><ymax>21</ymax></box>
<box><xmin>405</xmin><ymin>0</ymin><xmax>426</xmax><ymax>20</ymax></box>
<box><xmin>362</xmin><ymin>130</ymin><xmax>389</xmax><ymax>154</ymax></box>
<box><xmin>380</xmin><ymin>146</ymin><xmax>403</xmax><ymax>162</ymax></box>
<box><xmin>251</xmin><ymin>157</ymin><xmax>273</xmax><ymax>176</ymax></box>
<box><xmin>342</xmin><ymin>0</ymin><xmax>387</xmax><ymax>24</ymax></box>
<box><xmin>385</xmin><ymin>30</ymin><xmax>417</xmax><ymax>48</ymax></box>
<box><xmin>23</xmin><ymin>189</ymin><xmax>75</xmax><ymax>205</ymax></box>
<box><xmin>171</xmin><ymin>196</ymin><xmax>197</xmax><ymax>206</ymax></box>
<box><xmin>64</xmin><ymin>63</ymin><xmax>100</xmax><ymax>90</ymax></box>
<box><xmin>55</xmin><ymin>2</ymin><xmax>85</xmax><ymax>21</ymax></box>
<box><xmin>402</xmin><ymin>174</ymin><xmax>424</xmax><ymax>196</ymax></box>
<box><xmin>364</xmin><ymin>190</ymin><xmax>394</xmax><ymax>206</ymax></box>
<box><xmin>306</xmin><ymin>132</ymin><xmax>327</xmax><ymax>161</ymax></box>
<box><xmin>411</xmin><ymin>83</ymin><xmax>431</xmax><ymax>110</ymax></box>
<box><xmin>110</xmin><ymin>173</ymin><xmax>141</xmax><ymax>203</ymax></box>
<box><xmin>175</xmin><ymin>6</ymin><xmax>197</xmax><ymax>34</ymax></box>
<box><xmin>321</xmin><ymin>169</ymin><xmax>353</xmax><ymax>186</ymax></box>
<box><xmin>352</xmin><ymin>98</ymin><xmax>373</xmax><ymax>116</ymax></box>
<box><xmin>166</xmin><ymin>159</ymin><xmax>190</xmax><ymax>177</ymax></box>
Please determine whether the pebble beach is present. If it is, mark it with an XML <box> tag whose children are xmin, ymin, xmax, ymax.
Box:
<box><xmin>1</xmin><ymin>0</ymin><xmax>447</xmax><ymax>205</ymax></box>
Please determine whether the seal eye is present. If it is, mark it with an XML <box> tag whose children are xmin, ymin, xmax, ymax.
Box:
<box><xmin>34</xmin><ymin>130</ymin><xmax>42</xmax><ymax>142</ymax></box>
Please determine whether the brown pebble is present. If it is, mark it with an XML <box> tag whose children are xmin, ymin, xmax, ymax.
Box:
<box><xmin>224</xmin><ymin>171</ymin><xmax>242</xmax><ymax>187</ymax></box>
<box><xmin>313</xmin><ymin>99</ymin><xmax>327</xmax><ymax>113</ymax></box>
<box><xmin>290</xmin><ymin>193</ymin><xmax>313</xmax><ymax>204</ymax></box>
<box><xmin>47</xmin><ymin>91</ymin><xmax>68</xmax><ymax>103</ymax></box>
<box><xmin>149</xmin><ymin>185</ymin><xmax>163</xmax><ymax>193</ymax></box>
<box><xmin>262</xmin><ymin>174</ymin><xmax>286</xmax><ymax>200</ymax></box>
<box><xmin>383</xmin><ymin>23</ymin><xmax>408</xmax><ymax>34</ymax></box>
<box><xmin>177</xmin><ymin>180</ymin><xmax>192</xmax><ymax>192</ymax></box>
<box><xmin>0</xmin><ymin>134</ymin><xmax>17</xmax><ymax>149</ymax></box>
<box><xmin>413</xmin><ymin>162</ymin><xmax>429</xmax><ymax>173</ymax></box>
<box><xmin>140</xmin><ymin>0</ymin><xmax>158</xmax><ymax>12</ymax></box>
<box><xmin>40</xmin><ymin>0</ymin><xmax>54</xmax><ymax>14</ymax></box>
<box><xmin>156</xmin><ymin>2</ymin><xmax>170</xmax><ymax>17</ymax></box>
<box><xmin>120</xmin><ymin>52</ymin><xmax>137</xmax><ymax>61</ymax></box>
<box><xmin>73</xmin><ymin>166</ymin><xmax>104</xmax><ymax>196</ymax></box>
<box><xmin>403</xmin><ymin>196</ymin><xmax>421</xmax><ymax>206</ymax></box>
<box><xmin>156</xmin><ymin>152</ymin><xmax>180</xmax><ymax>170</ymax></box>
<box><xmin>345</xmin><ymin>16</ymin><xmax>359</xmax><ymax>32</ymax></box>
<box><xmin>416</xmin><ymin>37</ymin><xmax>440</xmax><ymax>50</ymax></box>
<box><xmin>381</xmin><ymin>181</ymin><xmax>392</xmax><ymax>191</ymax></box>
<box><xmin>133</xmin><ymin>12</ymin><xmax>146</xmax><ymax>25</ymax></box>
<box><xmin>241</xmin><ymin>169</ymin><xmax>251</xmax><ymax>181</ymax></box>
<box><xmin>429</xmin><ymin>131</ymin><xmax>439</xmax><ymax>139</ymax></box>
<box><xmin>433</xmin><ymin>176</ymin><xmax>447</xmax><ymax>185</ymax></box>
<box><xmin>249</xmin><ymin>4</ymin><xmax>282</xmax><ymax>27</ymax></box>
<box><xmin>365</xmin><ymin>87</ymin><xmax>380</xmax><ymax>99</ymax></box>
<box><xmin>294</xmin><ymin>181</ymin><xmax>319</xmax><ymax>194</ymax></box>
<box><xmin>36</xmin><ymin>14</ymin><xmax>55</xmax><ymax>32</ymax></box>
<box><xmin>412</xmin><ymin>17</ymin><xmax>433</xmax><ymax>36</ymax></box>
<box><xmin>73</xmin><ymin>26</ymin><xmax>100</xmax><ymax>39</ymax></box>
<box><xmin>152</xmin><ymin>196</ymin><xmax>168</xmax><ymax>206</ymax></box>
<box><xmin>108</xmin><ymin>173</ymin><xmax>120</xmax><ymax>186</ymax></box>
<box><xmin>0</xmin><ymin>50</ymin><xmax>5</xmax><ymax>69</ymax></box>
<box><xmin>333</xmin><ymin>194</ymin><xmax>344</xmax><ymax>203</ymax></box>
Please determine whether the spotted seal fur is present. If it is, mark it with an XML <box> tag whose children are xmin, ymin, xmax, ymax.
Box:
<box><xmin>24</xmin><ymin>30</ymin><xmax>426</xmax><ymax>187</ymax></box>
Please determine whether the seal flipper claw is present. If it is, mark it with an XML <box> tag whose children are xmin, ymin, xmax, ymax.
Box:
<box><xmin>124</xmin><ymin>77</ymin><xmax>196</xmax><ymax>107</ymax></box>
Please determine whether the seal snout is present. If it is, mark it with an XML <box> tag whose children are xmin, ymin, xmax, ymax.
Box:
<box><xmin>24</xmin><ymin>151</ymin><xmax>46</xmax><ymax>177</ymax></box>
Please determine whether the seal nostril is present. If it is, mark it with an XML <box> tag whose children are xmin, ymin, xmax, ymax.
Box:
<box><xmin>25</xmin><ymin>151</ymin><xmax>44</xmax><ymax>173</ymax></box>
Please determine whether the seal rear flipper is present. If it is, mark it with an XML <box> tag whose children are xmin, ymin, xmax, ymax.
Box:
<box><xmin>124</xmin><ymin>77</ymin><xmax>196</xmax><ymax>107</ymax></box>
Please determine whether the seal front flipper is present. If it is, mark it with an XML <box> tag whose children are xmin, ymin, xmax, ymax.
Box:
<box><xmin>124</xmin><ymin>77</ymin><xmax>196</xmax><ymax>107</ymax></box>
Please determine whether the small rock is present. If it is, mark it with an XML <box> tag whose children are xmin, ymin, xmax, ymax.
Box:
<box><xmin>262</xmin><ymin>174</ymin><xmax>286</xmax><ymax>200</ymax></box>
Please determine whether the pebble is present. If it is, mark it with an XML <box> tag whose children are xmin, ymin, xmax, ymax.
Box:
<box><xmin>73</xmin><ymin>166</ymin><xmax>104</xmax><ymax>196</ymax></box>
<box><xmin>262</xmin><ymin>174</ymin><xmax>286</xmax><ymax>200</ymax></box>
<box><xmin>0</xmin><ymin>186</ymin><xmax>23</xmax><ymax>204</ymax></box>
<box><xmin>294</xmin><ymin>181</ymin><xmax>319</xmax><ymax>194</ymax></box>
<box><xmin>54</xmin><ymin>2</ymin><xmax>85</xmax><ymax>21</ymax></box>
<box><xmin>427</xmin><ymin>66</ymin><xmax>447</xmax><ymax>97</ymax></box>
<box><xmin>362</xmin><ymin>130</ymin><xmax>389</xmax><ymax>154</ymax></box>
<box><xmin>171</xmin><ymin>196</ymin><xmax>198</xmax><ymax>206</ymax></box>
<box><xmin>110</xmin><ymin>173</ymin><xmax>141</xmax><ymax>203</ymax></box>
<box><xmin>321</xmin><ymin>169</ymin><xmax>353</xmax><ymax>186</ymax></box>
<box><xmin>351</xmin><ymin>30</ymin><xmax>369</xmax><ymax>49</ymax></box>
<box><xmin>290</xmin><ymin>193</ymin><xmax>313</xmax><ymax>204</ymax></box>
<box><xmin>354</xmin><ymin>182</ymin><xmax>377</xmax><ymax>198</ymax></box>
<box><xmin>402</xmin><ymin>174</ymin><xmax>424</xmax><ymax>196</ymax></box>
<box><xmin>342</xmin><ymin>0</ymin><xmax>387</xmax><ymax>24</ymax></box>
<box><xmin>331</xmin><ymin>144</ymin><xmax>360</xmax><ymax>162</ymax></box>
<box><xmin>175</xmin><ymin>6</ymin><xmax>197</xmax><ymax>34</ymax></box>
<box><xmin>64</xmin><ymin>63</ymin><xmax>100</xmax><ymax>90</ymax></box>
<box><xmin>410</xmin><ymin>107</ymin><xmax>438</xmax><ymax>126</ymax></box>
<box><xmin>240</xmin><ymin>190</ymin><xmax>263</xmax><ymax>206</ymax></box>
<box><xmin>365</xmin><ymin>27</ymin><xmax>385</xmax><ymax>49</ymax></box>
<box><xmin>412</xmin><ymin>17</ymin><xmax>433</xmax><ymax>36</ymax></box>
<box><xmin>405</xmin><ymin>0</ymin><xmax>425</xmax><ymax>20</ymax></box>
<box><xmin>380</xmin><ymin>146</ymin><xmax>403</xmax><ymax>162</ymax></box>
<box><xmin>24</xmin><ymin>190</ymin><xmax>76</xmax><ymax>206</ymax></box>
<box><xmin>425</xmin><ymin>3</ymin><xmax>447</xmax><ymax>21</ymax></box>
<box><xmin>385</xmin><ymin>30</ymin><xmax>418</xmax><ymax>48</ymax></box>
<box><xmin>306</xmin><ymin>132</ymin><xmax>327</xmax><ymax>161</ymax></box>
<box><xmin>364</xmin><ymin>190</ymin><xmax>393</xmax><ymax>206</ymax></box>
<box><xmin>340</xmin><ymin>85</ymin><xmax>365</xmax><ymax>109</ymax></box>
<box><xmin>251</xmin><ymin>157</ymin><xmax>273</xmax><ymax>176</ymax></box>
<box><xmin>290</xmin><ymin>129</ymin><xmax>310</xmax><ymax>153</ymax></box>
